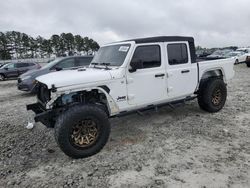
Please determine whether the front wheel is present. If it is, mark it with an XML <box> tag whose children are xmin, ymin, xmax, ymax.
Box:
<box><xmin>54</xmin><ymin>104</ymin><xmax>111</xmax><ymax>158</ymax></box>
<box><xmin>198</xmin><ymin>78</ymin><xmax>227</xmax><ymax>113</ymax></box>
<box><xmin>0</xmin><ymin>74</ymin><xmax>5</xmax><ymax>81</ymax></box>
<box><xmin>247</xmin><ymin>62</ymin><xmax>250</xmax><ymax>67</ymax></box>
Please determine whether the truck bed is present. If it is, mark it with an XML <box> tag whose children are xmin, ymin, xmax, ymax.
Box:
<box><xmin>197</xmin><ymin>58</ymin><xmax>235</xmax><ymax>82</ymax></box>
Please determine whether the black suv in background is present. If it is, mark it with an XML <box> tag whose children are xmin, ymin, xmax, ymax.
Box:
<box><xmin>0</xmin><ymin>62</ymin><xmax>41</xmax><ymax>81</ymax></box>
<box><xmin>17</xmin><ymin>56</ymin><xmax>93</xmax><ymax>93</ymax></box>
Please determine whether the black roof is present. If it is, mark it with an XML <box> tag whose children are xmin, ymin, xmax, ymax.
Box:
<box><xmin>123</xmin><ymin>36</ymin><xmax>194</xmax><ymax>44</ymax></box>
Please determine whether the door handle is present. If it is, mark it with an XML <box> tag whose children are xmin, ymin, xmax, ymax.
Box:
<box><xmin>155</xmin><ymin>73</ymin><xmax>165</xmax><ymax>78</ymax></box>
<box><xmin>181</xmin><ymin>70</ymin><xmax>190</xmax><ymax>73</ymax></box>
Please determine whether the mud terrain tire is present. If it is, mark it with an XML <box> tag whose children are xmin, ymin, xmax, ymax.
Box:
<box><xmin>54</xmin><ymin>104</ymin><xmax>111</xmax><ymax>159</ymax></box>
<box><xmin>198</xmin><ymin>78</ymin><xmax>227</xmax><ymax>113</ymax></box>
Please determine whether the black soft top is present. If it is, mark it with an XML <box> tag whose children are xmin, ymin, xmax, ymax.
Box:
<box><xmin>124</xmin><ymin>36</ymin><xmax>194</xmax><ymax>44</ymax></box>
<box><xmin>121</xmin><ymin>36</ymin><xmax>196</xmax><ymax>63</ymax></box>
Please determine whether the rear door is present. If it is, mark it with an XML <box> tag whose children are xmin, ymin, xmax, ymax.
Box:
<box><xmin>16</xmin><ymin>63</ymin><xmax>30</xmax><ymax>75</ymax></box>
<box><xmin>165</xmin><ymin>42</ymin><xmax>198</xmax><ymax>99</ymax></box>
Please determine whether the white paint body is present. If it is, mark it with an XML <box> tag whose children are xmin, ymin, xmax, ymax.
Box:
<box><xmin>36</xmin><ymin>41</ymin><xmax>235</xmax><ymax>116</ymax></box>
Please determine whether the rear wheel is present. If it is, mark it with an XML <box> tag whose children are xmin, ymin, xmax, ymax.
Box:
<box><xmin>235</xmin><ymin>59</ymin><xmax>239</xmax><ymax>64</ymax></box>
<box><xmin>0</xmin><ymin>74</ymin><xmax>5</xmax><ymax>81</ymax></box>
<box><xmin>247</xmin><ymin>62</ymin><xmax>250</xmax><ymax>67</ymax></box>
<box><xmin>54</xmin><ymin>104</ymin><xmax>111</xmax><ymax>158</ymax></box>
<box><xmin>198</xmin><ymin>78</ymin><xmax>227</xmax><ymax>113</ymax></box>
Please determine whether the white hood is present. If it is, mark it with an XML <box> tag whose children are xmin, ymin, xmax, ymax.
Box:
<box><xmin>36</xmin><ymin>68</ymin><xmax>112</xmax><ymax>89</ymax></box>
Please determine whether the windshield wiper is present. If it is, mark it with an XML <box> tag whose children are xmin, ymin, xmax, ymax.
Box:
<box><xmin>91</xmin><ymin>62</ymin><xmax>99</xmax><ymax>67</ymax></box>
<box><xmin>100</xmin><ymin>63</ymin><xmax>111</xmax><ymax>70</ymax></box>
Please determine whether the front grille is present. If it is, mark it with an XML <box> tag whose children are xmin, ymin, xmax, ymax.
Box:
<box><xmin>37</xmin><ymin>83</ymin><xmax>51</xmax><ymax>104</ymax></box>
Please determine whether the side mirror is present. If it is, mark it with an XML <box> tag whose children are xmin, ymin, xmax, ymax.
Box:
<box><xmin>54</xmin><ymin>66</ymin><xmax>63</xmax><ymax>71</ymax></box>
<box><xmin>129</xmin><ymin>59</ymin><xmax>143</xmax><ymax>73</ymax></box>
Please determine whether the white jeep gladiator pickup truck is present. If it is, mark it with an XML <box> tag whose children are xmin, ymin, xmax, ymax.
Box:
<box><xmin>27</xmin><ymin>36</ymin><xmax>235</xmax><ymax>158</ymax></box>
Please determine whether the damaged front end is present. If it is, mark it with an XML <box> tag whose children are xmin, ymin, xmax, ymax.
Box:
<box><xmin>27</xmin><ymin>82</ymin><xmax>56</xmax><ymax>128</ymax></box>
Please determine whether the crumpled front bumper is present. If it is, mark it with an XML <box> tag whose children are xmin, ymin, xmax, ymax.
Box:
<box><xmin>26</xmin><ymin>103</ymin><xmax>55</xmax><ymax>128</ymax></box>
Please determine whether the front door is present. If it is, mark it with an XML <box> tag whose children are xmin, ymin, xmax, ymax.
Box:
<box><xmin>5</xmin><ymin>63</ymin><xmax>18</xmax><ymax>77</ymax></box>
<box><xmin>126</xmin><ymin>44</ymin><xmax>167</xmax><ymax>105</ymax></box>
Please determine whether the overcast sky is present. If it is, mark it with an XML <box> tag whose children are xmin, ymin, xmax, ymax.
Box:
<box><xmin>1</xmin><ymin>0</ymin><xmax>250</xmax><ymax>47</ymax></box>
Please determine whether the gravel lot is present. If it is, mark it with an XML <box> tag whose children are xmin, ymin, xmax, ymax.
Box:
<box><xmin>0</xmin><ymin>64</ymin><xmax>249</xmax><ymax>188</ymax></box>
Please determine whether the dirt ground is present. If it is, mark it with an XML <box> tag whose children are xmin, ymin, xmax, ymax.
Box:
<box><xmin>0</xmin><ymin>64</ymin><xmax>249</xmax><ymax>188</ymax></box>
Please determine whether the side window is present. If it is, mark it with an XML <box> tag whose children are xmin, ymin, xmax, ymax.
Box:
<box><xmin>6</xmin><ymin>63</ymin><xmax>15</xmax><ymax>69</ymax></box>
<box><xmin>77</xmin><ymin>57</ymin><xmax>93</xmax><ymax>66</ymax></box>
<box><xmin>167</xmin><ymin>43</ymin><xmax>188</xmax><ymax>65</ymax></box>
<box><xmin>56</xmin><ymin>58</ymin><xmax>75</xmax><ymax>69</ymax></box>
<box><xmin>131</xmin><ymin>45</ymin><xmax>161</xmax><ymax>69</ymax></box>
<box><xmin>16</xmin><ymin>63</ymin><xmax>29</xmax><ymax>68</ymax></box>
<box><xmin>28</xmin><ymin>63</ymin><xmax>35</xmax><ymax>66</ymax></box>
<box><xmin>22</xmin><ymin>63</ymin><xmax>29</xmax><ymax>67</ymax></box>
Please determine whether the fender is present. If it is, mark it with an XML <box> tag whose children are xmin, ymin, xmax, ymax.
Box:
<box><xmin>46</xmin><ymin>86</ymin><xmax>120</xmax><ymax>116</ymax></box>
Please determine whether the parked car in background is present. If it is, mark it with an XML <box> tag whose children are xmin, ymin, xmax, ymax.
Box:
<box><xmin>224</xmin><ymin>51</ymin><xmax>247</xmax><ymax>64</ymax></box>
<box><xmin>206</xmin><ymin>49</ymin><xmax>233</xmax><ymax>60</ymax></box>
<box><xmin>196</xmin><ymin>50</ymin><xmax>212</xmax><ymax>59</ymax></box>
<box><xmin>0</xmin><ymin>62</ymin><xmax>41</xmax><ymax>81</ymax></box>
<box><xmin>236</xmin><ymin>48</ymin><xmax>250</xmax><ymax>54</ymax></box>
<box><xmin>17</xmin><ymin>56</ymin><xmax>93</xmax><ymax>93</ymax></box>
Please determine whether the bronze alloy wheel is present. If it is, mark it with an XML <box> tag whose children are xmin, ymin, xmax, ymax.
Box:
<box><xmin>70</xmin><ymin>119</ymin><xmax>99</xmax><ymax>148</ymax></box>
<box><xmin>212</xmin><ymin>88</ymin><xmax>222</xmax><ymax>106</ymax></box>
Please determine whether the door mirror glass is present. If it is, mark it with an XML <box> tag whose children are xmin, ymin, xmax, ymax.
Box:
<box><xmin>54</xmin><ymin>66</ymin><xmax>63</xmax><ymax>71</ymax></box>
<box><xmin>129</xmin><ymin>59</ymin><xmax>143</xmax><ymax>72</ymax></box>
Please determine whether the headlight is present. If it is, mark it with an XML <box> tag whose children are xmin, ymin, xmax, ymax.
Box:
<box><xmin>21</xmin><ymin>75</ymin><xmax>31</xmax><ymax>80</ymax></box>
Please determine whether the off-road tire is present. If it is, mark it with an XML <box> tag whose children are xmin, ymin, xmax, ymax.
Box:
<box><xmin>54</xmin><ymin>104</ymin><xmax>111</xmax><ymax>159</ymax></box>
<box><xmin>0</xmin><ymin>74</ymin><xmax>5</xmax><ymax>81</ymax></box>
<box><xmin>247</xmin><ymin>62</ymin><xmax>250</xmax><ymax>67</ymax></box>
<box><xmin>198</xmin><ymin>78</ymin><xmax>227</xmax><ymax>113</ymax></box>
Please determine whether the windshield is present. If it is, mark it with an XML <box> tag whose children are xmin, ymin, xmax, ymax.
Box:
<box><xmin>91</xmin><ymin>44</ymin><xmax>131</xmax><ymax>67</ymax></box>
<box><xmin>1</xmin><ymin>63</ymin><xmax>13</xmax><ymax>69</ymax></box>
<box><xmin>41</xmin><ymin>58</ymin><xmax>63</xmax><ymax>69</ymax></box>
<box><xmin>225</xmin><ymin>52</ymin><xmax>237</xmax><ymax>58</ymax></box>
<box><xmin>236</xmin><ymin>50</ymin><xmax>247</xmax><ymax>53</ymax></box>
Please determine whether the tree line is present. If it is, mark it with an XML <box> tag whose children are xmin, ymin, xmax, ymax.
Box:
<box><xmin>0</xmin><ymin>31</ymin><xmax>100</xmax><ymax>60</ymax></box>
